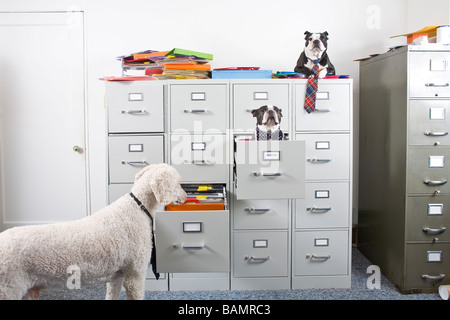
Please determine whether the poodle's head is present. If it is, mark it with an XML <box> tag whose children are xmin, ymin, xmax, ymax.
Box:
<box><xmin>132</xmin><ymin>163</ymin><xmax>186</xmax><ymax>206</ymax></box>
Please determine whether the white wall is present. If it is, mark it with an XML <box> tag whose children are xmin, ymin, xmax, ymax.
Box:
<box><xmin>1</xmin><ymin>0</ymin><xmax>448</xmax><ymax>219</ymax></box>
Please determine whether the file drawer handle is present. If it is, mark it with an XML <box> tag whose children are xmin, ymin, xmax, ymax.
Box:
<box><xmin>244</xmin><ymin>207</ymin><xmax>270</xmax><ymax>213</ymax></box>
<box><xmin>422</xmin><ymin>274</ymin><xmax>445</xmax><ymax>280</ymax></box>
<box><xmin>184</xmin><ymin>109</ymin><xmax>208</xmax><ymax>113</ymax></box>
<box><xmin>314</xmin><ymin>108</ymin><xmax>332</xmax><ymax>112</ymax></box>
<box><xmin>307</xmin><ymin>158</ymin><xmax>332</xmax><ymax>163</ymax></box>
<box><xmin>244</xmin><ymin>255</ymin><xmax>270</xmax><ymax>262</ymax></box>
<box><xmin>122</xmin><ymin>160</ymin><xmax>149</xmax><ymax>166</ymax></box>
<box><xmin>121</xmin><ymin>109</ymin><xmax>147</xmax><ymax>114</ymax></box>
<box><xmin>181</xmin><ymin>244</ymin><xmax>205</xmax><ymax>250</ymax></box>
<box><xmin>425</xmin><ymin>83</ymin><xmax>449</xmax><ymax>87</ymax></box>
<box><xmin>307</xmin><ymin>254</ymin><xmax>331</xmax><ymax>261</ymax></box>
<box><xmin>424</xmin><ymin>131</ymin><xmax>449</xmax><ymax>136</ymax></box>
<box><xmin>424</xmin><ymin>179</ymin><xmax>448</xmax><ymax>186</ymax></box>
<box><xmin>307</xmin><ymin>206</ymin><xmax>332</xmax><ymax>213</ymax></box>
<box><xmin>423</xmin><ymin>227</ymin><xmax>447</xmax><ymax>234</ymax></box>
<box><xmin>184</xmin><ymin>159</ymin><xmax>214</xmax><ymax>165</ymax></box>
<box><xmin>253</xmin><ymin>172</ymin><xmax>282</xmax><ymax>177</ymax></box>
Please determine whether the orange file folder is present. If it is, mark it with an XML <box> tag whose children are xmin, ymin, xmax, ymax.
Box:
<box><xmin>164</xmin><ymin>64</ymin><xmax>211</xmax><ymax>71</ymax></box>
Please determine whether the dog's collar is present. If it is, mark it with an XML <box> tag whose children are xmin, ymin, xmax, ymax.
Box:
<box><xmin>129</xmin><ymin>192</ymin><xmax>160</xmax><ymax>280</ymax></box>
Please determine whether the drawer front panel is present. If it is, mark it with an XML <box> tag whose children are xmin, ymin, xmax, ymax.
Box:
<box><xmin>170</xmin><ymin>134</ymin><xmax>228</xmax><ymax>182</ymax></box>
<box><xmin>409</xmin><ymin>52</ymin><xmax>450</xmax><ymax>98</ymax></box>
<box><xmin>233</xmin><ymin>231</ymin><xmax>288</xmax><ymax>278</ymax></box>
<box><xmin>155</xmin><ymin>211</ymin><xmax>229</xmax><ymax>273</ymax></box>
<box><xmin>295</xmin><ymin>83</ymin><xmax>350</xmax><ymax>131</ymax></box>
<box><xmin>233</xmin><ymin>83</ymin><xmax>290</xmax><ymax>132</ymax></box>
<box><xmin>295</xmin><ymin>133</ymin><xmax>350</xmax><ymax>181</ymax></box>
<box><xmin>407</xmin><ymin>147</ymin><xmax>450</xmax><ymax>194</ymax></box>
<box><xmin>108</xmin><ymin>135</ymin><xmax>164</xmax><ymax>183</ymax></box>
<box><xmin>409</xmin><ymin>100</ymin><xmax>450</xmax><ymax>146</ymax></box>
<box><xmin>106</xmin><ymin>82</ymin><xmax>164</xmax><ymax>133</ymax></box>
<box><xmin>406</xmin><ymin>195</ymin><xmax>450</xmax><ymax>242</ymax></box>
<box><xmin>235</xmin><ymin>140</ymin><xmax>305</xmax><ymax>199</ymax></box>
<box><xmin>170</xmin><ymin>84</ymin><xmax>228</xmax><ymax>132</ymax></box>
<box><xmin>295</xmin><ymin>182</ymin><xmax>350</xmax><ymax>229</ymax></box>
<box><xmin>233</xmin><ymin>197</ymin><xmax>289</xmax><ymax>230</ymax></box>
<box><xmin>405</xmin><ymin>243</ymin><xmax>450</xmax><ymax>289</ymax></box>
<box><xmin>108</xmin><ymin>184</ymin><xmax>132</xmax><ymax>204</ymax></box>
<box><xmin>293</xmin><ymin>230</ymin><xmax>349</xmax><ymax>276</ymax></box>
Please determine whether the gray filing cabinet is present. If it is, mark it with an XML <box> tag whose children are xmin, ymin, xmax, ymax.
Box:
<box><xmin>359</xmin><ymin>45</ymin><xmax>450</xmax><ymax>293</ymax></box>
<box><xmin>105</xmin><ymin>78</ymin><xmax>353</xmax><ymax>291</ymax></box>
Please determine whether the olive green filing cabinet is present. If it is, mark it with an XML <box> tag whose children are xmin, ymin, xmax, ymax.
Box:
<box><xmin>105</xmin><ymin>78</ymin><xmax>353</xmax><ymax>291</ymax></box>
<box><xmin>358</xmin><ymin>44</ymin><xmax>450</xmax><ymax>293</ymax></box>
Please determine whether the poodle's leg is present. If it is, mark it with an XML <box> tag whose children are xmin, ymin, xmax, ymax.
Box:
<box><xmin>105</xmin><ymin>272</ymin><xmax>125</xmax><ymax>300</ymax></box>
<box><xmin>123</xmin><ymin>272</ymin><xmax>146</xmax><ymax>300</ymax></box>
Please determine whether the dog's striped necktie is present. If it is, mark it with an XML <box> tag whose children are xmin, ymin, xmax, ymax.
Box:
<box><xmin>304</xmin><ymin>60</ymin><xmax>320</xmax><ymax>114</ymax></box>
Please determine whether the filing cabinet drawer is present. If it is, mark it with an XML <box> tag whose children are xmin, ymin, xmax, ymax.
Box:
<box><xmin>108</xmin><ymin>183</ymin><xmax>132</xmax><ymax>204</ymax></box>
<box><xmin>407</xmin><ymin>147</ymin><xmax>450</xmax><ymax>194</ymax></box>
<box><xmin>106</xmin><ymin>82</ymin><xmax>164</xmax><ymax>133</ymax></box>
<box><xmin>232</xmin><ymin>83</ymin><xmax>290</xmax><ymax>132</ymax></box>
<box><xmin>406</xmin><ymin>195</ymin><xmax>450</xmax><ymax>242</ymax></box>
<box><xmin>295</xmin><ymin>83</ymin><xmax>350</xmax><ymax>131</ymax></box>
<box><xmin>170</xmin><ymin>84</ymin><xmax>228</xmax><ymax>132</ymax></box>
<box><xmin>108</xmin><ymin>135</ymin><xmax>164</xmax><ymax>183</ymax></box>
<box><xmin>295</xmin><ymin>133</ymin><xmax>350</xmax><ymax>181</ymax></box>
<box><xmin>295</xmin><ymin>182</ymin><xmax>350</xmax><ymax>229</ymax></box>
<box><xmin>405</xmin><ymin>243</ymin><xmax>449</xmax><ymax>289</ymax></box>
<box><xmin>293</xmin><ymin>230</ymin><xmax>349</xmax><ymax>276</ymax></box>
<box><xmin>235</xmin><ymin>140</ymin><xmax>305</xmax><ymax>199</ymax></box>
<box><xmin>233</xmin><ymin>231</ymin><xmax>288</xmax><ymax>278</ymax></box>
<box><xmin>409</xmin><ymin>100</ymin><xmax>450</xmax><ymax>146</ymax></box>
<box><xmin>155</xmin><ymin>210</ymin><xmax>229</xmax><ymax>273</ymax></box>
<box><xmin>170</xmin><ymin>134</ymin><xmax>228</xmax><ymax>182</ymax></box>
<box><xmin>233</xmin><ymin>196</ymin><xmax>289</xmax><ymax>230</ymax></box>
<box><xmin>409</xmin><ymin>52</ymin><xmax>450</xmax><ymax>98</ymax></box>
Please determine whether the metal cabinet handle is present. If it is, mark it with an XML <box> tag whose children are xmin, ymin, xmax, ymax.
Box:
<box><xmin>307</xmin><ymin>158</ymin><xmax>332</xmax><ymax>163</ymax></box>
<box><xmin>423</xmin><ymin>227</ymin><xmax>447</xmax><ymax>234</ymax></box>
<box><xmin>422</xmin><ymin>274</ymin><xmax>445</xmax><ymax>280</ymax></box>
<box><xmin>244</xmin><ymin>255</ymin><xmax>270</xmax><ymax>262</ymax></box>
<box><xmin>183</xmin><ymin>159</ymin><xmax>214</xmax><ymax>165</ymax></box>
<box><xmin>253</xmin><ymin>172</ymin><xmax>282</xmax><ymax>177</ymax></box>
<box><xmin>121</xmin><ymin>109</ymin><xmax>147</xmax><ymax>114</ymax></box>
<box><xmin>245</xmin><ymin>207</ymin><xmax>270</xmax><ymax>213</ymax></box>
<box><xmin>184</xmin><ymin>109</ymin><xmax>208</xmax><ymax>113</ymax></box>
<box><xmin>424</xmin><ymin>179</ymin><xmax>448</xmax><ymax>186</ymax></box>
<box><xmin>424</xmin><ymin>131</ymin><xmax>449</xmax><ymax>136</ymax></box>
<box><xmin>307</xmin><ymin>254</ymin><xmax>331</xmax><ymax>261</ymax></box>
<box><xmin>307</xmin><ymin>206</ymin><xmax>332</xmax><ymax>213</ymax></box>
<box><xmin>425</xmin><ymin>83</ymin><xmax>449</xmax><ymax>87</ymax></box>
<box><xmin>314</xmin><ymin>108</ymin><xmax>332</xmax><ymax>112</ymax></box>
<box><xmin>122</xmin><ymin>160</ymin><xmax>149</xmax><ymax>166</ymax></box>
<box><xmin>181</xmin><ymin>244</ymin><xmax>205</xmax><ymax>250</ymax></box>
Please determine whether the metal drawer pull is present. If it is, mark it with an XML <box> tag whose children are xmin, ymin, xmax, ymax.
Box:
<box><xmin>424</xmin><ymin>131</ymin><xmax>449</xmax><ymax>136</ymax></box>
<box><xmin>244</xmin><ymin>255</ymin><xmax>270</xmax><ymax>262</ymax></box>
<box><xmin>423</xmin><ymin>227</ymin><xmax>447</xmax><ymax>234</ymax></box>
<box><xmin>307</xmin><ymin>158</ymin><xmax>332</xmax><ymax>163</ymax></box>
<box><xmin>253</xmin><ymin>172</ymin><xmax>282</xmax><ymax>177</ymax></box>
<box><xmin>308</xmin><ymin>254</ymin><xmax>331</xmax><ymax>261</ymax></box>
<box><xmin>314</xmin><ymin>108</ymin><xmax>332</xmax><ymax>112</ymax></box>
<box><xmin>245</xmin><ymin>207</ymin><xmax>270</xmax><ymax>213</ymax></box>
<box><xmin>184</xmin><ymin>109</ymin><xmax>208</xmax><ymax>113</ymax></box>
<box><xmin>181</xmin><ymin>244</ymin><xmax>205</xmax><ymax>250</ymax></box>
<box><xmin>307</xmin><ymin>206</ymin><xmax>332</xmax><ymax>213</ymax></box>
<box><xmin>122</xmin><ymin>160</ymin><xmax>148</xmax><ymax>166</ymax></box>
<box><xmin>422</xmin><ymin>274</ymin><xmax>445</xmax><ymax>280</ymax></box>
<box><xmin>424</xmin><ymin>180</ymin><xmax>448</xmax><ymax>186</ymax></box>
<box><xmin>121</xmin><ymin>109</ymin><xmax>147</xmax><ymax>114</ymax></box>
<box><xmin>425</xmin><ymin>83</ymin><xmax>449</xmax><ymax>87</ymax></box>
<box><xmin>184</xmin><ymin>159</ymin><xmax>214</xmax><ymax>165</ymax></box>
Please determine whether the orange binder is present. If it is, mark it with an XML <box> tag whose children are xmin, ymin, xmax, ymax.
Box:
<box><xmin>165</xmin><ymin>203</ymin><xmax>225</xmax><ymax>211</ymax></box>
<box><xmin>164</xmin><ymin>64</ymin><xmax>211</xmax><ymax>71</ymax></box>
<box><xmin>133</xmin><ymin>51</ymin><xmax>170</xmax><ymax>60</ymax></box>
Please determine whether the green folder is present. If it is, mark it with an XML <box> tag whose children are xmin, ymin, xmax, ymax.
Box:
<box><xmin>166</xmin><ymin>48</ymin><xmax>213</xmax><ymax>60</ymax></box>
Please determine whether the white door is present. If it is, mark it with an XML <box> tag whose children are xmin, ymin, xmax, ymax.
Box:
<box><xmin>0</xmin><ymin>12</ymin><xmax>88</xmax><ymax>230</ymax></box>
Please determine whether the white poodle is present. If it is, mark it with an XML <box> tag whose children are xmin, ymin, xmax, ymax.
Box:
<box><xmin>0</xmin><ymin>163</ymin><xmax>186</xmax><ymax>300</ymax></box>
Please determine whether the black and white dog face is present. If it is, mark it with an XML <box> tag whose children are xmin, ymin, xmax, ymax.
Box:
<box><xmin>304</xmin><ymin>31</ymin><xmax>328</xmax><ymax>60</ymax></box>
<box><xmin>251</xmin><ymin>105</ymin><xmax>282</xmax><ymax>133</ymax></box>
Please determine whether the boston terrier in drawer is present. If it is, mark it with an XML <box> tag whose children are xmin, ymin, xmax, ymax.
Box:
<box><xmin>294</xmin><ymin>31</ymin><xmax>335</xmax><ymax>79</ymax></box>
<box><xmin>251</xmin><ymin>105</ymin><xmax>284</xmax><ymax>140</ymax></box>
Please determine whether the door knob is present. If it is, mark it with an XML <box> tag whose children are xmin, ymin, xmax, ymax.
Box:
<box><xmin>73</xmin><ymin>145</ymin><xmax>82</xmax><ymax>153</ymax></box>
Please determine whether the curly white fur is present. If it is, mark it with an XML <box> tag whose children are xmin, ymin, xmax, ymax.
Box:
<box><xmin>0</xmin><ymin>163</ymin><xmax>186</xmax><ymax>300</ymax></box>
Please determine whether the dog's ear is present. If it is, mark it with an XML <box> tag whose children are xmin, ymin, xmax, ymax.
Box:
<box><xmin>251</xmin><ymin>109</ymin><xmax>259</xmax><ymax>117</ymax></box>
<box><xmin>304</xmin><ymin>31</ymin><xmax>312</xmax><ymax>40</ymax></box>
<box><xmin>150</xmin><ymin>170</ymin><xmax>175</xmax><ymax>206</ymax></box>
<box><xmin>323</xmin><ymin>31</ymin><xmax>329</xmax><ymax>40</ymax></box>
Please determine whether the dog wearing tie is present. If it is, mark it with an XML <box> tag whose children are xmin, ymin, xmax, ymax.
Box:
<box><xmin>294</xmin><ymin>31</ymin><xmax>335</xmax><ymax>79</ymax></box>
<box><xmin>251</xmin><ymin>105</ymin><xmax>284</xmax><ymax>141</ymax></box>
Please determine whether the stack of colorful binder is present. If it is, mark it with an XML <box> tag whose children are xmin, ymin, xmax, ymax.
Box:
<box><xmin>165</xmin><ymin>184</ymin><xmax>226</xmax><ymax>211</ymax></box>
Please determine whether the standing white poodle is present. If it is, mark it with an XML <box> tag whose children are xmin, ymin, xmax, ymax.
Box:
<box><xmin>0</xmin><ymin>163</ymin><xmax>186</xmax><ymax>300</ymax></box>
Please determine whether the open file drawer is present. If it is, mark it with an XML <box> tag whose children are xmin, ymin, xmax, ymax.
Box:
<box><xmin>234</xmin><ymin>140</ymin><xmax>305</xmax><ymax>199</ymax></box>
